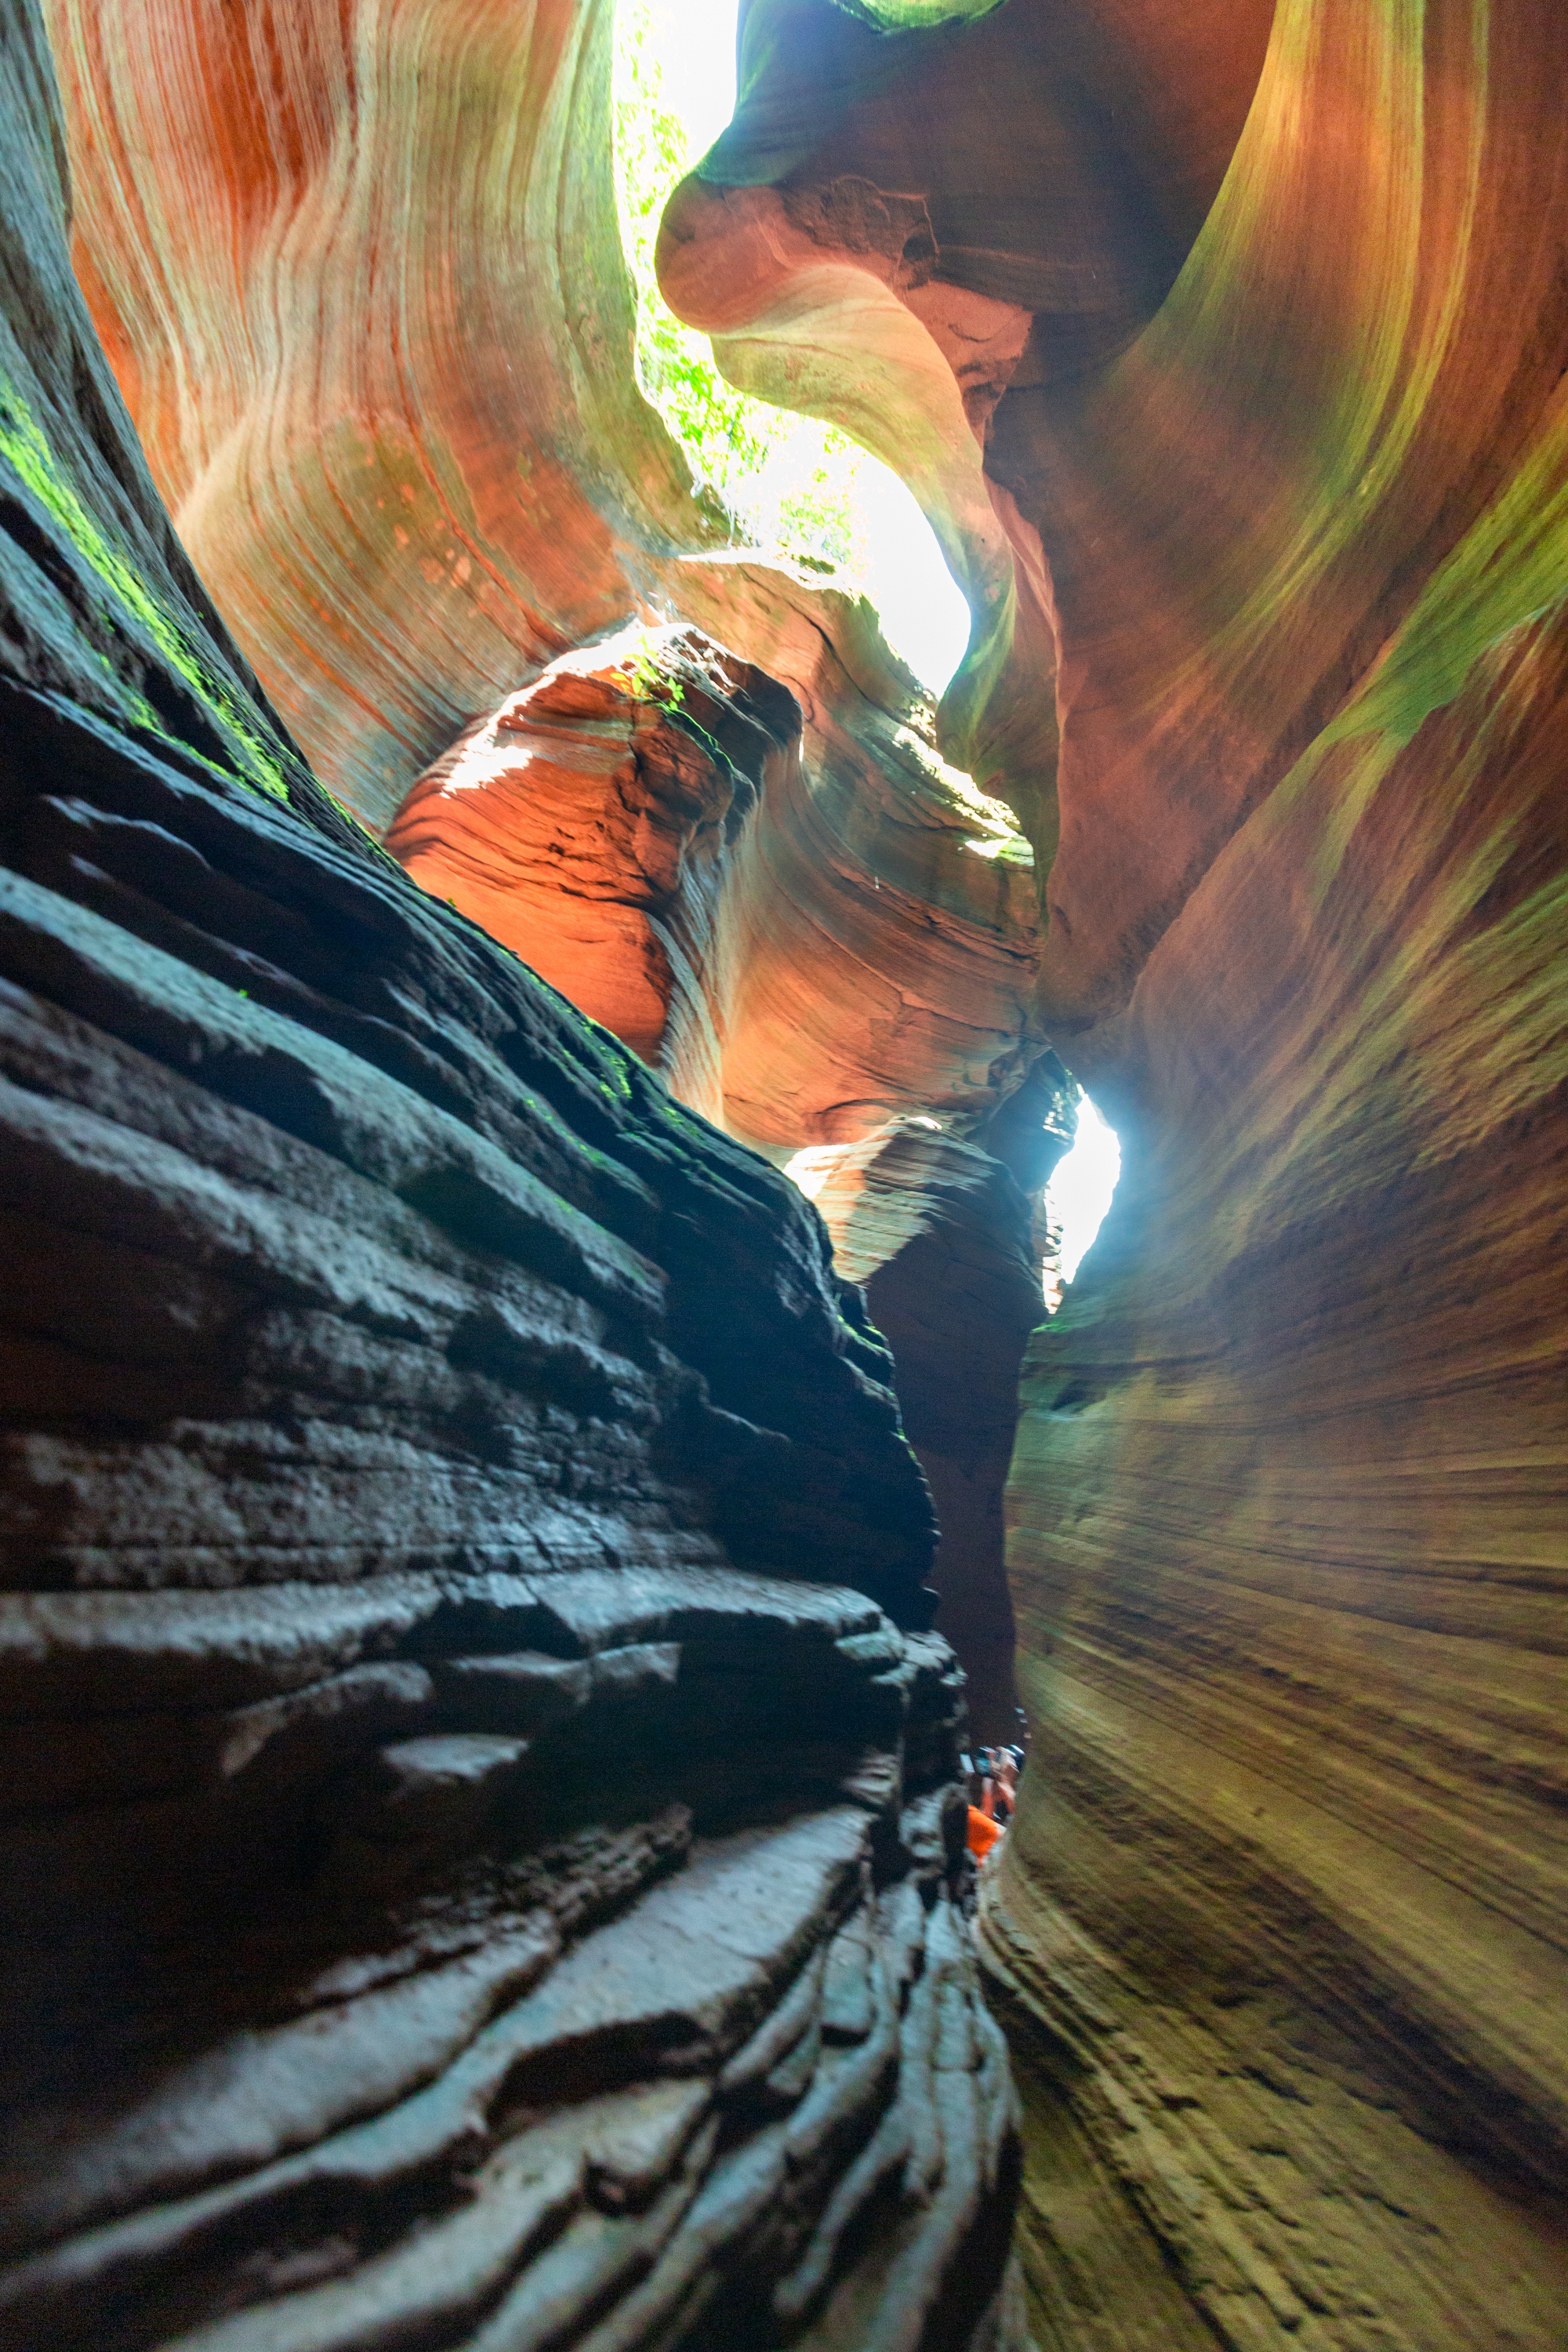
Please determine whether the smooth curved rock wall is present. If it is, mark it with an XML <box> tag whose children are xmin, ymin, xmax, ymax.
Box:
<box><xmin>0</xmin><ymin>9</ymin><xmax>1024</xmax><ymax>2346</ymax></box>
<box><xmin>661</xmin><ymin>2</ymin><xmax>1568</xmax><ymax>2344</ymax></box>
<box><xmin>44</xmin><ymin>0</ymin><xmax>1048</xmax><ymax>1161</ymax></box>
<box><xmin>658</xmin><ymin>0</ymin><xmax>1275</xmax><ymax>824</ymax></box>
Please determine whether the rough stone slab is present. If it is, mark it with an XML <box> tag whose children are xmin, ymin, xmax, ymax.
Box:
<box><xmin>2</xmin><ymin>1916</ymin><xmax>559</xmax><ymax>2252</ymax></box>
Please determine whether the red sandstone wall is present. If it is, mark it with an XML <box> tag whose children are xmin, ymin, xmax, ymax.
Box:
<box><xmin>45</xmin><ymin>0</ymin><xmax>1053</xmax><ymax>1168</ymax></box>
<box><xmin>660</xmin><ymin>1</ymin><xmax>1568</xmax><ymax>2342</ymax></box>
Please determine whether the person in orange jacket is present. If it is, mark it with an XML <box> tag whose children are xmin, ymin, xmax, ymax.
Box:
<box><xmin>966</xmin><ymin>1744</ymin><xmax>1020</xmax><ymax>1861</ymax></box>
<box><xmin>967</xmin><ymin>1800</ymin><xmax>1004</xmax><ymax>1861</ymax></box>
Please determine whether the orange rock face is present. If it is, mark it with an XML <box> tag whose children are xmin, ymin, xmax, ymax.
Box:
<box><xmin>663</xmin><ymin>0</ymin><xmax>1568</xmax><ymax>2343</ymax></box>
<box><xmin>388</xmin><ymin>627</ymin><xmax>793</xmax><ymax>1117</ymax></box>
<box><xmin>42</xmin><ymin>0</ymin><xmax>660</xmax><ymax>815</ymax></box>
<box><xmin>388</xmin><ymin>621</ymin><xmax>1043</xmax><ymax>1146</ymax></box>
<box><xmin>45</xmin><ymin>0</ymin><xmax>1050</xmax><ymax>1158</ymax></box>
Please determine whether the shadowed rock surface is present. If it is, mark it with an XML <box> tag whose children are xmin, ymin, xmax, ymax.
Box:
<box><xmin>0</xmin><ymin>6</ymin><xmax>1025</xmax><ymax>2347</ymax></box>
<box><xmin>20</xmin><ymin>0</ymin><xmax>1568</xmax><ymax>2342</ymax></box>
<box><xmin>661</xmin><ymin>1</ymin><xmax>1568</xmax><ymax>2346</ymax></box>
<box><xmin>384</xmin><ymin>593</ymin><xmax>1065</xmax><ymax>1746</ymax></box>
<box><xmin>791</xmin><ymin>1069</ymin><xmax>1075</xmax><ymax>1746</ymax></box>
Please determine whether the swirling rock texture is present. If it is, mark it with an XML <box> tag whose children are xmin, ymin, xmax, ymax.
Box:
<box><xmin>385</xmin><ymin>568</ymin><xmax>1069</xmax><ymax>1738</ymax></box>
<box><xmin>659</xmin><ymin>0</ymin><xmax>1568</xmax><ymax>2346</ymax></box>
<box><xmin>384</xmin><ymin>627</ymin><xmax>798</xmax><ymax>1127</ymax></box>
<box><xmin>0</xmin><ymin>7</ymin><xmax>1027</xmax><ymax>2349</ymax></box>
<box><xmin>791</xmin><ymin>1065</ymin><xmax>1075</xmax><ymax>1744</ymax></box>
<box><xmin>38</xmin><ymin>0</ymin><xmax>1043</xmax><ymax>1148</ymax></box>
<box><xmin>39</xmin><ymin>0</ymin><xmax>1066</xmax><ymax>1806</ymax></box>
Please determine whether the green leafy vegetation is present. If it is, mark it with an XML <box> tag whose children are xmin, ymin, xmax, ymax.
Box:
<box><xmin>0</xmin><ymin>372</ymin><xmax>292</xmax><ymax>800</ymax></box>
<box><xmin>612</xmin><ymin>1</ymin><xmax>866</xmax><ymax>570</ymax></box>
<box><xmin>615</xmin><ymin>624</ymin><xmax>691</xmax><ymax>711</ymax></box>
<box><xmin>848</xmin><ymin>0</ymin><xmax>1007</xmax><ymax>24</ymax></box>
<box><xmin>612</xmin><ymin>624</ymin><xmax>728</xmax><ymax>763</ymax></box>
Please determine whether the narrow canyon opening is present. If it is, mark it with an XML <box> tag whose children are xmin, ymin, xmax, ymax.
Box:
<box><xmin>614</xmin><ymin>0</ymin><xmax>973</xmax><ymax>696</ymax></box>
<box><xmin>2</xmin><ymin>2</ymin><xmax>1564</xmax><ymax>2349</ymax></box>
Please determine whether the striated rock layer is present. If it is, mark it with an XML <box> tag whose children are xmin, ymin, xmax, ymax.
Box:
<box><xmin>43</xmin><ymin>0</ymin><xmax>1048</xmax><ymax>1167</ymax></box>
<box><xmin>386</xmin><ymin>602</ymin><xmax>1064</xmax><ymax>1736</ymax></box>
<box><xmin>792</xmin><ymin>1067</ymin><xmax>1075</xmax><ymax>1747</ymax></box>
<box><xmin>387</xmin><ymin>621</ymin><xmax>1040</xmax><ymax>1151</ymax></box>
<box><xmin>38</xmin><ymin>0</ymin><xmax>1069</xmax><ymax>1918</ymax></box>
<box><xmin>386</xmin><ymin>626</ymin><xmax>800</xmax><ymax>1127</ymax></box>
<box><xmin>662</xmin><ymin>2</ymin><xmax>1568</xmax><ymax>2346</ymax></box>
<box><xmin>0</xmin><ymin>10</ymin><xmax>1025</xmax><ymax>2348</ymax></box>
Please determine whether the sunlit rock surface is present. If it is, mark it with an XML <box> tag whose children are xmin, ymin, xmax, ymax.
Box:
<box><xmin>41</xmin><ymin>0</ymin><xmax>679</xmax><ymax>818</ymax></box>
<box><xmin>658</xmin><ymin>0</ymin><xmax>1274</xmax><ymax>842</ymax></box>
<box><xmin>387</xmin><ymin>621</ymin><xmax>1041</xmax><ymax>1149</ymax></box>
<box><xmin>44</xmin><ymin>0</ymin><xmax>1049</xmax><ymax>1161</ymax></box>
<box><xmin>662</xmin><ymin>1</ymin><xmax>1568</xmax><ymax>2344</ymax></box>
<box><xmin>791</xmin><ymin>1073</ymin><xmax>1074</xmax><ymax>1746</ymax></box>
<box><xmin>387</xmin><ymin>626</ymin><xmax>796</xmax><ymax>1125</ymax></box>
<box><xmin>0</xmin><ymin>7</ymin><xmax>1026</xmax><ymax>2346</ymax></box>
<box><xmin>385</xmin><ymin>593</ymin><xmax>1054</xmax><ymax>1741</ymax></box>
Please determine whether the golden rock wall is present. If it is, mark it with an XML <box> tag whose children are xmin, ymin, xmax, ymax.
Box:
<box><xmin>662</xmin><ymin>1</ymin><xmax>1568</xmax><ymax>2341</ymax></box>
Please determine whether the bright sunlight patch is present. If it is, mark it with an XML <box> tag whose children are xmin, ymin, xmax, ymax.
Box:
<box><xmin>612</xmin><ymin>0</ymin><xmax>971</xmax><ymax>690</ymax></box>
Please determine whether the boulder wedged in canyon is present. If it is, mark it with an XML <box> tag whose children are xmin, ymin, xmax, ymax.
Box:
<box><xmin>661</xmin><ymin>1</ymin><xmax>1568</xmax><ymax>2346</ymax></box>
<box><xmin>387</xmin><ymin>621</ymin><xmax>1040</xmax><ymax>1149</ymax></box>
<box><xmin>0</xmin><ymin>9</ymin><xmax>1026</xmax><ymax>2347</ymax></box>
<box><xmin>792</xmin><ymin>1065</ymin><xmax>1075</xmax><ymax>1745</ymax></box>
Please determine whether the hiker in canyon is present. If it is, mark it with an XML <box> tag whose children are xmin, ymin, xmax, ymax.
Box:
<box><xmin>2</xmin><ymin>0</ymin><xmax>1565</xmax><ymax>2346</ymax></box>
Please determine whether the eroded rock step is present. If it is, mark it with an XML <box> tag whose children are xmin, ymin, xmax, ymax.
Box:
<box><xmin>0</xmin><ymin>1591</ymin><xmax>1014</xmax><ymax>2351</ymax></box>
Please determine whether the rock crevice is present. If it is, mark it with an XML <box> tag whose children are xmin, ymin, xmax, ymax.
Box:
<box><xmin>657</xmin><ymin>2</ymin><xmax>1568</xmax><ymax>2344</ymax></box>
<box><xmin>0</xmin><ymin>9</ymin><xmax>1024</xmax><ymax>2346</ymax></box>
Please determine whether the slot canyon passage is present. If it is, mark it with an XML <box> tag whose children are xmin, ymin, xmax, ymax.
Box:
<box><xmin>0</xmin><ymin>0</ymin><xmax>1566</xmax><ymax>2342</ymax></box>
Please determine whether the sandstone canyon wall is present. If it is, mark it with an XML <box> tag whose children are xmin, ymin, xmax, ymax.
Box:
<box><xmin>39</xmin><ymin>0</ymin><xmax>1065</xmax><ymax>1729</ymax></box>
<box><xmin>791</xmin><ymin>1069</ymin><xmax>1076</xmax><ymax>1745</ymax></box>
<box><xmin>383</xmin><ymin>620</ymin><xmax>1041</xmax><ymax>1154</ymax></box>
<box><xmin>37</xmin><ymin>0</ymin><xmax>1047</xmax><ymax>1149</ymax></box>
<box><xmin>18</xmin><ymin>0</ymin><xmax>1568</xmax><ymax>2343</ymax></box>
<box><xmin>0</xmin><ymin>6</ymin><xmax>1026</xmax><ymax>2347</ymax></box>
<box><xmin>657</xmin><ymin>1</ymin><xmax>1568</xmax><ymax>2346</ymax></box>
